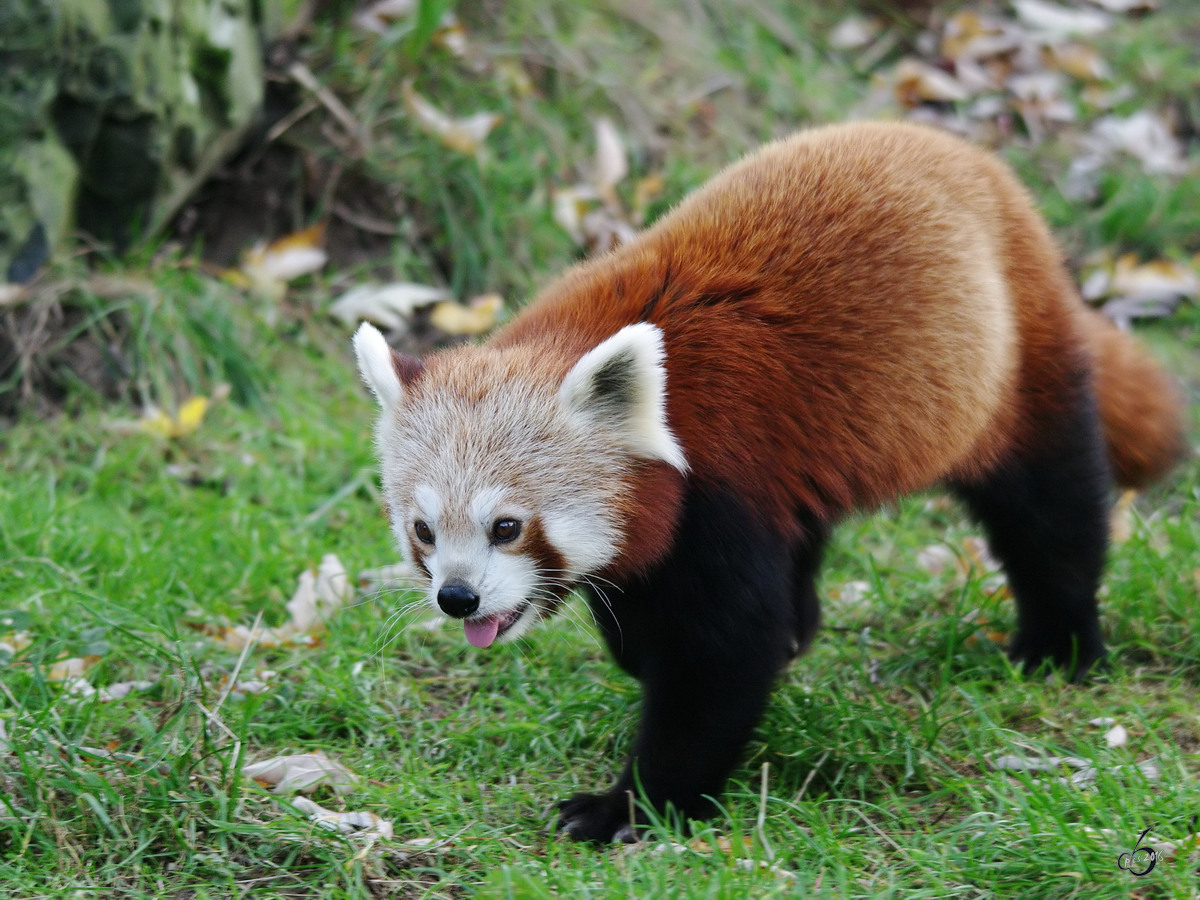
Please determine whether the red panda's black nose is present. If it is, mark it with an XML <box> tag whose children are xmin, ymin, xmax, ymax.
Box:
<box><xmin>437</xmin><ymin>582</ymin><xmax>480</xmax><ymax>618</ymax></box>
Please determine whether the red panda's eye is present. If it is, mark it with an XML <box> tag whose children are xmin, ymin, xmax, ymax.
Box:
<box><xmin>414</xmin><ymin>520</ymin><xmax>434</xmax><ymax>544</ymax></box>
<box><xmin>492</xmin><ymin>518</ymin><xmax>521</xmax><ymax>543</ymax></box>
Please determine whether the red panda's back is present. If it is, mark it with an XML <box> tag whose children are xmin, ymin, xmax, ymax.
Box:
<box><xmin>499</xmin><ymin>122</ymin><xmax>1084</xmax><ymax>531</ymax></box>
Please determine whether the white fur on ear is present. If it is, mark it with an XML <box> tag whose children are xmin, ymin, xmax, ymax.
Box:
<box><xmin>353</xmin><ymin>322</ymin><xmax>403</xmax><ymax>408</ymax></box>
<box><xmin>558</xmin><ymin>323</ymin><xmax>688</xmax><ymax>472</ymax></box>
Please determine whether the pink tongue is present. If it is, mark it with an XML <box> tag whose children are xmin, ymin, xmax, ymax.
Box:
<box><xmin>464</xmin><ymin>616</ymin><xmax>501</xmax><ymax>648</ymax></box>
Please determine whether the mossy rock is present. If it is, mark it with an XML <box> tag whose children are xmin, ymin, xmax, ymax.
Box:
<box><xmin>0</xmin><ymin>0</ymin><xmax>269</xmax><ymax>280</ymax></box>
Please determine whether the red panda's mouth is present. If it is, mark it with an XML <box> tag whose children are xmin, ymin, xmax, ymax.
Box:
<box><xmin>463</xmin><ymin>602</ymin><xmax>530</xmax><ymax>648</ymax></box>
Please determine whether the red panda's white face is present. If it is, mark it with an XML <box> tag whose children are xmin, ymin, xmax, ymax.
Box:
<box><xmin>353</xmin><ymin>322</ymin><xmax>687</xmax><ymax>649</ymax></box>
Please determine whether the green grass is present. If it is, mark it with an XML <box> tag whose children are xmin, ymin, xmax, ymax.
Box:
<box><xmin>3</xmin><ymin>0</ymin><xmax>1200</xmax><ymax>896</ymax></box>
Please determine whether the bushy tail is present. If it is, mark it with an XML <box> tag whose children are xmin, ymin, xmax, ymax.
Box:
<box><xmin>1082</xmin><ymin>309</ymin><xmax>1189</xmax><ymax>488</ymax></box>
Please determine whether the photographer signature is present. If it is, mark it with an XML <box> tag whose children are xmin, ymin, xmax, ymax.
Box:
<box><xmin>1117</xmin><ymin>827</ymin><xmax>1157</xmax><ymax>877</ymax></box>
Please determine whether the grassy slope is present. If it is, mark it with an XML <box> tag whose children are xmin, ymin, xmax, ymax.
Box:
<box><xmin>2</xmin><ymin>1</ymin><xmax>1200</xmax><ymax>897</ymax></box>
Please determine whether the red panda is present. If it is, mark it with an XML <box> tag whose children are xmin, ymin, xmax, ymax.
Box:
<box><xmin>353</xmin><ymin>121</ymin><xmax>1187</xmax><ymax>843</ymax></box>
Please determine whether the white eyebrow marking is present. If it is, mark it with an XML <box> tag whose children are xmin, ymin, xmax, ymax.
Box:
<box><xmin>414</xmin><ymin>484</ymin><xmax>441</xmax><ymax>521</ymax></box>
<box><xmin>469</xmin><ymin>486</ymin><xmax>507</xmax><ymax>526</ymax></box>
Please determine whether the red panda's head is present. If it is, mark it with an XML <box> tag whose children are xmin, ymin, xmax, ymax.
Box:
<box><xmin>353</xmin><ymin>322</ymin><xmax>687</xmax><ymax>648</ymax></box>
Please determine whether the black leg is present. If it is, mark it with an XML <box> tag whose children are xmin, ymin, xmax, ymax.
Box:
<box><xmin>564</xmin><ymin>489</ymin><xmax>799</xmax><ymax>843</ymax></box>
<box><xmin>952</xmin><ymin>390</ymin><xmax>1111</xmax><ymax>680</ymax></box>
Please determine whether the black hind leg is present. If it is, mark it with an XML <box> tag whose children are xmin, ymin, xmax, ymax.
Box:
<box><xmin>952</xmin><ymin>394</ymin><xmax>1111</xmax><ymax>680</ymax></box>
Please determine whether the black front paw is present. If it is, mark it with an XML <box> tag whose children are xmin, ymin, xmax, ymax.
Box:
<box><xmin>1009</xmin><ymin>628</ymin><xmax>1106</xmax><ymax>681</ymax></box>
<box><xmin>555</xmin><ymin>790</ymin><xmax>642</xmax><ymax>844</ymax></box>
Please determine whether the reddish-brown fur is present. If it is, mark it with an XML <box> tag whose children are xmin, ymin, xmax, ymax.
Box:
<box><xmin>489</xmin><ymin>122</ymin><xmax>1185</xmax><ymax>577</ymax></box>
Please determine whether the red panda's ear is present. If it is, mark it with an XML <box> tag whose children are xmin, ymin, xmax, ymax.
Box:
<box><xmin>353</xmin><ymin>322</ymin><xmax>415</xmax><ymax>407</ymax></box>
<box><xmin>390</xmin><ymin>348</ymin><xmax>425</xmax><ymax>388</ymax></box>
<box><xmin>558</xmin><ymin>323</ymin><xmax>688</xmax><ymax>472</ymax></box>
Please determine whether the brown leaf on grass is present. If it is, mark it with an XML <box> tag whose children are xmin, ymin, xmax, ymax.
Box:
<box><xmin>1110</xmin><ymin>489</ymin><xmax>1138</xmax><ymax>543</ymax></box>
<box><xmin>237</xmin><ymin>224</ymin><xmax>328</xmax><ymax>302</ymax></box>
<box><xmin>553</xmin><ymin>120</ymin><xmax>649</xmax><ymax>254</ymax></box>
<box><xmin>1008</xmin><ymin>71</ymin><xmax>1076</xmax><ymax>138</ymax></box>
<box><xmin>1093</xmin><ymin>111</ymin><xmax>1188</xmax><ymax>174</ymax></box>
<box><xmin>827</xmin><ymin>580</ymin><xmax>872</xmax><ymax>613</ymax></box>
<box><xmin>828</xmin><ymin>16</ymin><xmax>883</xmax><ymax>51</ymax></box>
<box><xmin>65</xmin><ymin>678</ymin><xmax>156</xmax><ymax>703</ymax></box>
<box><xmin>960</xmin><ymin>536</ymin><xmax>1000</xmax><ymax>573</ymax></box>
<box><xmin>1082</xmin><ymin>253</ymin><xmax>1198</xmax><ymax>325</ymax></box>
<box><xmin>213</xmin><ymin>667</ymin><xmax>277</xmax><ymax>700</ymax></box>
<box><xmin>220</xmin><ymin>554</ymin><xmax>351</xmax><ymax>650</ymax></box>
<box><xmin>991</xmin><ymin>751</ymin><xmax>1158</xmax><ymax>786</ymax></box>
<box><xmin>353</xmin><ymin>0</ymin><xmax>467</xmax><ymax>60</ymax></box>
<box><xmin>352</xmin><ymin>0</ymin><xmax>416</xmax><ymax>32</ymax></box>
<box><xmin>429</xmin><ymin>294</ymin><xmax>503</xmax><ymax>336</ymax></box>
<box><xmin>941</xmin><ymin>10</ymin><xmax>1022</xmax><ymax>62</ymax></box>
<box><xmin>580</xmin><ymin>208</ymin><xmax>639</xmax><ymax>254</ymax></box>
<box><xmin>329</xmin><ymin>282</ymin><xmax>453</xmax><ymax>330</ymax></box>
<box><xmin>402</xmin><ymin>80</ymin><xmax>501</xmax><ymax>156</ymax></box>
<box><xmin>243</xmin><ymin>750</ymin><xmax>359</xmax><ymax>794</ymax></box>
<box><xmin>1012</xmin><ymin>0</ymin><xmax>1112</xmax><ymax>37</ymax></box>
<box><xmin>0</xmin><ymin>631</ymin><xmax>31</xmax><ymax>657</ymax></box>
<box><xmin>292</xmin><ymin>797</ymin><xmax>394</xmax><ymax>838</ymax></box>
<box><xmin>47</xmin><ymin>656</ymin><xmax>99</xmax><ymax>681</ymax></box>
<box><xmin>892</xmin><ymin>59</ymin><xmax>973</xmax><ymax>105</ymax></box>
<box><xmin>1045</xmin><ymin>42</ymin><xmax>1110</xmax><ymax>81</ymax></box>
<box><xmin>917</xmin><ymin>544</ymin><xmax>957</xmax><ymax>576</ymax></box>
<box><xmin>593</xmin><ymin>118</ymin><xmax>629</xmax><ymax>207</ymax></box>
<box><xmin>137</xmin><ymin>395</ymin><xmax>211</xmax><ymax>439</ymax></box>
<box><xmin>1104</xmin><ymin>724</ymin><xmax>1129</xmax><ymax>748</ymax></box>
<box><xmin>0</xmin><ymin>284</ymin><xmax>25</xmax><ymax>307</ymax></box>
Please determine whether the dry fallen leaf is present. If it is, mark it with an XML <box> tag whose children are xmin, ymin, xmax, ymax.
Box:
<box><xmin>961</xmin><ymin>536</ymin><xmax>1000</xmax><ymax>573</ymax></box>
<box><xmin>593</xmin><ymin>117</ymin><xmax>629</xmax><ymax>207</ymax></box>
<box><xmin>1046</xmin><ymin>42</ymin><xmax>1110</xmax><ymax>81</ymax></box>
<box><xmin>0</xmin><ymin>631</ymin><xmax>32</xmax><ymax>658</ymax></box>
<box><xmin>292</xmin><ymin>797</ymin><xmax>394</xmax><ymax>838</ymax></box>
<box><xmin>917</xmin><ymin>544</ymin><xmax>956</xmax><ymax>576</ymax></box>
<box><xmin>1111</xmin><ymin>255</ymin><xmax>1198</xmax><ymax>301</ymax></box>
<box><xmin>65</xmin><ymin>677</ymin><xmax>156</xmax><ymax>702</ymax></box>
<box><xmin>213</xmin><ymin>667</ymin><xmax>278</xmax><ymax>701</ymax></box>
<box><xmin>828</xmin><ymin>580</ymin><xmax>872</xmax><ymax>612</ymax></box>
<box><xmin>287</xmin><ymin>554</ymin><xmax>352</xmax><ymax>634</ymax></box>
<box><xmin>1110</xmin><ymin>489</ymin><xmax>1137</xmax><ymax>543</ymax></box>
<box><xmin>403</xmin><ymin>80</ymin><xmax>500</xmax><ymax>156</ymax></box>
<box><xmin>47</xmin><ymin>656</ymin><xmax>99</xmax><ymax>681</ymax></box>
<box><xmin>1091</xmin><ymin>111</ymin><xmax>1188</xmax><ymax>174</ymax></box>
<box><xmin>991</xmin><ymin>751</ymin><xmax>1158</xmax><ymax>786</ymax></box>
<box><xmin>942</xmin><ymin>10</ymin><xmax>1021</xmax><ymax>62</ymax></box>
<box><xmin>552</xmin><ymin>184</ymin><xmax>602</xmax><ymax>245</ymax></box>
<box><xmin>1008</xmin><ymin>71</ymin><xmax>1076</xmax><ymax>137</ymax></box>
<box><xmin>1105</xmin><ymin>724</ymin><xmax>1129</xmax><ymax>748</ymax></box>
<box><xmin>893</xmin><ymin>58</ymin><xmax>972</xmax><ymax>105</ymax></box>
<box><xmin>580</xmin><ymin>208</ymin><xmax>639</xmax><ymax>254</ymax></box>
<box><xmin>429</xmin><ymin>294</ymin><xmax>504</xmax><ymax>335</ymax></box>
<box><xmin>243</xmin><ymin>750</ymin><xmax>359</xmax><ymax>794</ymax></box>
<box><xmin>220</xmin><ymin>554</ymin><xmax>351</xmax><ymax>650</ymax></box>
<box><xmin>829</xmin><ymin>15</ymin><xmax>882</xmax><ymax>50</ymax></box>
<box><xmin>240</xmin><ymin>224</ymin><xmax>328</xmax><ymax>301</ymax></box>
<box><xmin>1012</xmin><ymin>0</ymin><xmax>1112</xmax><ymax>37</ymax></box>
<box><xmin>0</xmin><ymin>284</ymin><xmax>24</xmax><ymax>307</ymax></box>
<box><xmin>1084</xmin><ymin>253</ymin><xmax>1197</xmax><ymax>325</ymax></box>
<box><xmin>352</xmin><ymin>0</ymin><xmax>415</xmax><ymax>32</ymax></box>
<box><xmin>329</xmin><ymin>282</ymin><xmax>453</xmax><ymax>330</ymax></box>
<box><xmin>138</xmin><ymin>395</ymin><xmax>211</xmax><ymax>439</ymax></box>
